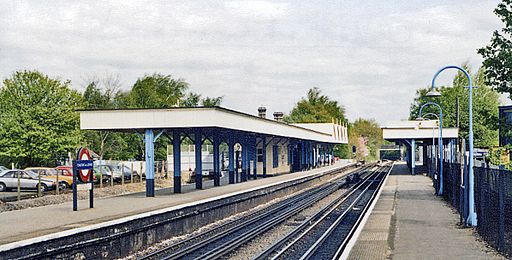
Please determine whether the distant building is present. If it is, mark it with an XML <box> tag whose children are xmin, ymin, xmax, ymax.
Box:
<box><xmin>499</xmin><ymin>105</ymin><xmax>512</xmax><ymax>146</ymax></box>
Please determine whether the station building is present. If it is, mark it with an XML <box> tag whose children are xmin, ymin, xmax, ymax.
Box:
<box><xmin>79</xmin><ymin>106</ymin><xmax>348</xmax><ymax>197</ymax></box>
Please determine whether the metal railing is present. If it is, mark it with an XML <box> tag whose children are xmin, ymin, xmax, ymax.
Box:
<box><xmin>425</xmin><ymin>155</ymin><xmax>511</xmax><ymax>257</ymax></box>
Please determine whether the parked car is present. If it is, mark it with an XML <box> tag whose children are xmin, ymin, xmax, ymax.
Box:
<box><xmin>113</xmin><ymin>164</ymin><xmax>140</xmax><ymax>181</ymax></box>
<box><xmin>0</xmin><ymin>170</ymin><xmax>56</xmax><ymax>192</ymax></box>
<box><xmin>93</xmin><ymin>165</ymin><xmax>117</xmax><ymax>184</ymax></box>
<box><xmin>55</xmin><ymin>166</ymin><xmax>73</xmax><ymax>176</ymax></box>
<box><xmin>25</xmin><ymin>167</ymin><xmax>74</xmax><ymax>189</ymax></box>
<box><xmin>0</xmin><ymin>166</ymin><xmax>8</xmax><ymax>172</ymax></box>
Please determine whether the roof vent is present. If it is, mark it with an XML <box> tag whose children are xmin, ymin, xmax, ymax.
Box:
<box><xmin>258</xmin><ymin>106</ymin><xmax>267</xmax><ymax>119</ymax></box>
<box><xmin>273</xmin><ymin>112</ymin><xmax>284</xmax><ymax>121</ymax></box>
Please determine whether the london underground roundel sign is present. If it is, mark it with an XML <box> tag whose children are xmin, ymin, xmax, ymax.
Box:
<box><xmin>77</xmin><ymin>148</ymin><xmax>93</xmax><ymax>183</ymax></box>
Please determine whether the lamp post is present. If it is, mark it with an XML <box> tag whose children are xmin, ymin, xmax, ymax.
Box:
<box><xmin>420</xmin><ymin>113</ymin><xmax>439</xmax><ymax>179</ymax></box>
<box><xmin>431</xmin><ymin>65</ymin><xmax>476</xmax><ymax>226</ymax></box>
<box><xmin>419</xmin><ymin>102</ymin><xmax>443</xmax><ymax>195</ymax></box>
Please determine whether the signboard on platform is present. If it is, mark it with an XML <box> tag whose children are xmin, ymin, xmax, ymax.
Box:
<box><xmin>73</xmin><ymin>147</ymin><xmax>94</xmax><ymax>211</ymax></box>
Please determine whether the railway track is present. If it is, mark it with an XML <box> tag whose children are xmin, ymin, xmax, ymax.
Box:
<box><xmin>138</xmin><ymin>165</ymin><xmax>374</xmax><ymax>260</ymax></box>
<box><xmin>255</xmin><ymin>164</ymin><xmax>391</xmax><ymax>260</ymax></box>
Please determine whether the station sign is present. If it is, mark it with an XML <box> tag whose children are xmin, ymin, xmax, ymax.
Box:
<box><xmin>77</xmin><ymin>148</ymin><xmax>93</xmax><ymax>183</ymax></box>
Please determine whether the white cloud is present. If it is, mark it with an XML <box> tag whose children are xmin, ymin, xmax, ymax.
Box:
<box><xmin>0</xmin><ymin>0</ymin><xmax>503</xmax><ymax>123</ymax></box>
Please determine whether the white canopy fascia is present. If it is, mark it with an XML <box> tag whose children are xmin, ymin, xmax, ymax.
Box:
<box><xmin>79</xmin><ymin>107</ymin><xmax>347</xmax><ymax>144</ymax></box>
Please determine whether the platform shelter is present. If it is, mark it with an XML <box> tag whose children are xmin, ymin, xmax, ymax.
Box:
<box><xmin>382</xmin><ymin>120</ymin><xmax>458</xmax><ymax>175</ymax></box>
<box><xmin>79</xmin><ymin>107</ymin><xmax>348</xmax><ymax>197</ymax></box>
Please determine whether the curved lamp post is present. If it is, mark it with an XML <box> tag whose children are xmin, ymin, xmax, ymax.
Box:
<box><xmin>431</xmin><ymin>65</ymin><xmax>476</xmax><ymax>226</ymax></box>
<box><xmin>419</xmin><ymin>102</ymin><xmax>443</xmax><ymax>195</ymax></box>
<box><xmin>420</xmin><ymin>113</ymin><xmax>439</xmax><ymax>178</ymax></box>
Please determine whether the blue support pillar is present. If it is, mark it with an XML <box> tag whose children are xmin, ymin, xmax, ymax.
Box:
<box><xmin>195</xmin><ymin>129</ymin><xmax>203</xmax><ymax>189</ymax></box>
<box><xmin>411</xmin><ymin>139</ymin><xmax>416</xmax><ymax>175</ymax></box>
<box><xmin>253</xmin><ymin>137</ymin><xmax>257</xmax><ymax>179</ymax></box>
<box><xmin>145</xmin><ymin>129</ymin><xmax>155</xmax><ymax>197</ymax></box>
<box><xmin>213</xmin><ymin>132</ymin><xmax>220</xmax><ymax>187</ymax></box>
<box><xmin>300</xmin><ymin>141</ymin><xmax>305</xmax><ymax>170</ymax></box>
<box><xmin>173</xmin><ymin>131</ymin><xmax>181</xmax><ymax>193</ymax></box>
<box><xmin>323</xmin><ymin>144</ymin><xmax>327</xmax><ymax>166</ymax></box>
<box><xmin>228</xmin><ymin>135</ymin><xmax>235</xmax><ymax>184</ymax></box>
<box><xmin>262</xmin><ymin>136</ymin><xmax>267</xmax><ymax>177</ymax></box>
<box><xmin>241</xmin><ymin>137</ymin><xmax>248</xmax><ymax>182</ymax></box>
<box><xmin>330</xmin><ymin>145</ymin><xmax>334</xmax><ymax>165</ymax></box>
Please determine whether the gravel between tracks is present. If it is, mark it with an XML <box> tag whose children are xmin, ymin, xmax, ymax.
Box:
<box><xmin>224</xmin><ymin>187</ymin><xmax>350</xmax><ymax>259</ymax></box>
<box><xmin>120</xmin><ymin>194</ymin><xmax>296</xmax><ymax>260</ymax></box>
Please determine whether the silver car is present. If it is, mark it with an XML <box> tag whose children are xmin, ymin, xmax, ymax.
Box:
<box><xmin>0</xmin><ymin>170</ymin><xmax>56</xmax><ymax>192</ymax></box>
<box><xmin>0</xmin><ymin>166</ymin><xmax>8</xmax><ymax>172</ymax></box>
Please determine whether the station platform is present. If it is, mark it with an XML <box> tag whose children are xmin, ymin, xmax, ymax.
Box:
<box><xmin>349</xmin><ymin>162</ymin><xmax>503</xmax><ymax>260</ymax></box>
<box><xmin>0</xmin><ymin>162</ymin><xmax>349</xmax><ymax>247</ymax></box>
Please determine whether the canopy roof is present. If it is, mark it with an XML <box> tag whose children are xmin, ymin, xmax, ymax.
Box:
<box><xmin>382</xmin><ymin>120</ymin><xmax>458</xmax><ymax>140</ymax></box>
<box><xmin>79</xmin><ymin>107</ymin><xmax>348</xmax><ymax>144</ymax></box>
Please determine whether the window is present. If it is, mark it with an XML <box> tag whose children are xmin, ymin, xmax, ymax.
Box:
<box><xmin>257</xmin><ymin>148</ymin><xmax>264</xmax><ymax>162</ymax></box>
<box><xmin>273</xmin><ymin>145</ymin><xmax>279</xmax><ymax>168</ymax></box>
<box><xmin>2</xmin><ymin>171</ymin><xmax>14</xmax><ymax>178</ymax></box>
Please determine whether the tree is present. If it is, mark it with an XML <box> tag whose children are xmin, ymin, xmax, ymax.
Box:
<box><xmin>409</xmin><ymin>65</ymin><xmax>499</xmax><ymax>148</ymax></box>
<box><xmin>478</xmin><ymin>0</ymin><xmax>512</xmax><ymax>98</ymax></box>
<box><xmin>349</xmin><ymin>119</ymin><xmax>383</xmax><ymax>161</ymax></box>
<box><xmin>0</xmin><ymin>71</ymin><xmax>82</xmax><ymax>167</ymax></box>
<box><xmin>128</xmin><ymin>73</ymin><xmax>189</xmax><ymax>108</ymax></box>
<box><xmin>82</xmin><ymin>76</ymin><xmax>139</xmax><ymax>160</ymax></box>
<box><xmin>285</xmin><ymin>87</ymin><xmax>349</xmax><ymax>158</ymax></box>
<box><xmin>285</xmin><ymin>87</ymin><xmax>346</xmax><ymax>123</ymax></box>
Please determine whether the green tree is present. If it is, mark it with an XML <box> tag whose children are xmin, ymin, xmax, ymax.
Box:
<box><xmin>128</xmin><ymin>73</ymin><xmax>189</xmax><ymax>108</ymax></box>
<box><xmin>478</xmin><ymin>0</ymin><xmax>512</xmax><ymax>98</ymax></box>
<box><xmin>82</xmin><ymin>77</ymin><xmax>140</xmax><ymax>160</ymax></box>
<box><xmin>349</xmin><ymin>119</ymin><xmax>383</xmax><ymax>161</ymax></box>
<box><xmin>0</xmin><ymin>71</ymin><xmax>82</xmax><ymax>167</ymax></box>
<box><xmin>285</xmin><ymin>87</ymin><xmax>346</xmax><ymax>123</ymax></box>
<box><xmin>409</xmin><ymin>65</ymin><xmax>499</xmax><ymax>148</ymax></box>
<box><xmin>285</xmin><ymin>87</ymin><xmax>349</xmax><ymax>158</ymax></box>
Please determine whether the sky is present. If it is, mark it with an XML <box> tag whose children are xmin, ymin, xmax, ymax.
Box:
<box><xmin>0</xmin><ymin>0</ymin><xmax>504</xmax><ymax>123</ymax></box>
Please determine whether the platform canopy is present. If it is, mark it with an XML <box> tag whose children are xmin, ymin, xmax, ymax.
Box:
<box><xmin>79</xmin><ymin>107</ymin><xmax>348</xmax><ymax>144</ymax></box>
<box><xmin>382</xmin><ymin>120</ymin><xmax>458</xmax><ymax>140</ymax></box>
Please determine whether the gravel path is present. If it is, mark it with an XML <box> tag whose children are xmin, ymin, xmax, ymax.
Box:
<box><xmin>0</xmin><ymin>179</ymin><xmax>172</xmax><ymax>213</ymax></box>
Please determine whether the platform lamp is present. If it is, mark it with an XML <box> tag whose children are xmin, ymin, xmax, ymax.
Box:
<box><xmin>430</xmin><ymin>65</ymin><xmax>476</xmax><ymax>226</ymax></box>
<box><xmin>418</xmin><ymin>102</ymin><xmax>443</xmax><ymax>195</ymax></box>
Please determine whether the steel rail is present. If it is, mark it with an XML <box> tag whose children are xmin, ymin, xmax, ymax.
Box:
<box><xmin>139</xmin><ymin>165</ymin><xmax>371</xmax><ymax>260</ymax></box>
<box><xmin>301</xmin><ymin>167</ymin><xmax>389</xmax><ymax>260</ymax></box>
<box><xmin>264</xmin><ymin>166</ymin><xmax>386</xmax><ymax>260</ymax></box>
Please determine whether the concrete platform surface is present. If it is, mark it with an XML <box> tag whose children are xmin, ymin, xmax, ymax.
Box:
<box><xmin>349</xmin><ymin>162</ymin><xmax>504</xmax><ymax>260</ymax></box>
<box><xmin>0</xmin><ymin>162</ymin><xmax>348</xmax><ymax>246</ymax></box>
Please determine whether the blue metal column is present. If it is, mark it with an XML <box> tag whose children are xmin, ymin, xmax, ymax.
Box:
<box><xmin>195</xmin><ymin>129</ymin><xmax>203</xmax><ymax>189</ymax></box>
<box><xmin>330</xmin><ymin>145</ymin><xmax>334</xmax><ymax>165</ymax></box>
<box><xmin>173</xmin><ymin>131</ymin><xmax>181</xmax><ymax>193</ymax></box>
<box><xmin>253</xmin><ymin>137</ymin><xmax>257</xmax><ymax>179</ymax></box>
<box><xmin>213</xmin><ymin>132</ymin><xmax>220</xmax><ymax>186</ymax></box>
<box><xmin>323</xmin><ymin>144</ymin><xmax>326</xmax><ymax>166</ymax></box>
<box><xmin>228</xmin><ymin>135</ymin><xmax>235</xmax><ymax>184</ymax></box>
<box><xmin>145</xmin><ymin>129</ymin><xmax>155</xmax><ymax>197</ymax></box>
<box><xmin>241</xmin><ymin>138</ymin><xmax>248</xmax><ymax>182</ymax></box>
<box><xmin>411</xmin><ymin>139</ymin><xmax>416</xmax><ymax>175</ymax></box>
<box><xmin>262</xmin><ymin>136</ymin><xmax>267</xmax><ymax>177</ymax></box>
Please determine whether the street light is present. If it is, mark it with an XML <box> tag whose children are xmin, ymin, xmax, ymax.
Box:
<box><xmin>419</xmin><ymin>102</ymin><xmax>443</xmax><ymax>195</ymax></box>
<box><xmin>420</xmin><ymin>113</ymin><xmax>440</xmax><ymax>180</ymax></box>
<box><xmin>431</xmin><ymin>65</ymin><xmax>476</xmax><ymax>226</ymax></box>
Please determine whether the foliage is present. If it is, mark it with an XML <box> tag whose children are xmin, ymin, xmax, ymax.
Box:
<box><xmin>0</xmin><ymin>71</ymin><xmax>82</xmax><ymax>167</ymax></box>
<box><xmin>478</xmin><ymin>0</ymin><xmax>512</xmax><ymax>99</ymax></box>
<box><xmin>82</xmin><ymin>76</ymin><xmax>140</xmax><ymax>160</ymax></box>
<box><xmin>284</xmin><ymin>87</ymin><xmax>346</xmax><ymax>123</ymax></box>
<box><xmin>128</xmin><ymin>73</ymin><xmax>189</xmax><ymax>108</ymax></box>
<box><xmin>348</xmin><ymin>118</ymin><xmax>383</xmax><ymax>161</ymax></box>
<box><xmin>487</xmin><ymin>146</ymin><xmax>512</xmax><ymax>170</ymax></box>
<box><xmin>284</xmin><ymin>87</ymin><xmax>349</xmax><ymax>158</ymax></box>
<box><xmin>409</xmin><ymin>65</ymin><xmax>500</xmax><ymax>148</ymax></box>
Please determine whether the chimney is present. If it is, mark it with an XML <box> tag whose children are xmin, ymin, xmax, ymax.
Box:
<box><xmin>273</xmin><ymin>112</ymin><xmax>284</xmax><ymax>121</ymax></box>
<box><xmin>258</xmin><ymin>106</ymin><xmax>267</xmax><ymax>118</ymax></box>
